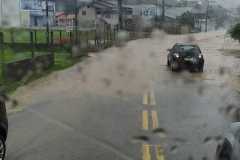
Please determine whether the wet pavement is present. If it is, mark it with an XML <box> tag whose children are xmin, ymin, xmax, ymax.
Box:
<box><xmin>6</xmin><ymin>31</ymin><xmax>240</xmax><ymax>160</ymax></box>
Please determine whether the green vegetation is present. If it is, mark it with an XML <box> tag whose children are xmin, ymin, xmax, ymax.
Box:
<box><xmin>178</xmin><ymin>11</ymin><xmax>195</xmax><ymax>29</ymax></box>
<box><xmin>0</xmin><ymin>28</ymin><xmax>96</xmax><ymax>44</ymax></box>
<box><xmin>2</xmin><ymin>52</ymin><xmax>82</xmax><ymax>93</ymax></box>
<box><xmin>1</xmin><ymin>48</ymin><xmax>32</xmax><ymax>62</ymax></box>
<box><xmin>229</xmin><ymin>23</ymin><xmax>240</xmax><ymax>42</ymax></box>
<box><xmin>0</xmin><ymin>28</ymin><xmax>116</xmax><ymax>93</ymax></box>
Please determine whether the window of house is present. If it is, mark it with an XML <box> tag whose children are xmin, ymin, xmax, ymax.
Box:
<box><xmin>82</xmin><ymin>10</ymin><xmax>86</xmax><ymax>16</ymax></box>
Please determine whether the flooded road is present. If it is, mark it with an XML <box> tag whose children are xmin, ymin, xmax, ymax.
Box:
<box><xmin>6</xmin><ymin>31</ymin><xmax>240</xmax><ymax>160</ymax></box>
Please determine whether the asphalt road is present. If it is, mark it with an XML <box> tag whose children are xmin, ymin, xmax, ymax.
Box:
<box><xmin>6</xmin><ymin>31</ymin><xmax>240</xmax><ymax>160</ymax></box>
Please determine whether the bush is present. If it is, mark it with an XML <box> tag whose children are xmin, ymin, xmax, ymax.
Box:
<box><xmin>178</xmin><ymin>11</ymin><xmax>195</xmax><ymax>29</ymax></box>
<box><xmin>229</xmin><ymin>23</ymin><xmax>240</xmax><ymax>42</ymax></box>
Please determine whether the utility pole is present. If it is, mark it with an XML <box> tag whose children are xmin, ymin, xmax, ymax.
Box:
<box><xmin>204</xmin><ymin>0</ymin><xmax>215</xmax><ymax>32</ymax></box>
<box><xmin>161</xmin><ymin>0</ymin><xmax>165</xmax><ymax>22</ymax></box>
<box><xmin>0</xmin><ymin>0</ymin><xmax>3</xmax><ymax>26</ymax></box>
<box><xmin>205</xmin><ymin>0</ymin><xmax>209</xmax><ymax>32</ymax></box>
<box><xmin>118</xmin><ymin>0</ymin><xmax>123</xmax><ymax>30</ymax></box>
<box><xmin>46</xmin><ymin>0</ymin><xmax>50</xmax><ymax>45</ymax></box>
<box><xmin>155</xmin><ymin>0</ymin><xmax>158</xmax><ymax>27</ymax></box>
<box><xmin>74</xmin><ymin>0</ymin><xmax>78</xmax><ymax>44</ymax></box>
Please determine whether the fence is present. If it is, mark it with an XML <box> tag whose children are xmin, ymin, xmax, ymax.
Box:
<box><xmin>0</xmin><ymin>26</ymin><xmax>119</xmax><ymax>84</ymax></box>
<box><xmin>0</xmin><ymin>25</ymin><xmax>153</xmax><ymax>89</ymax></box>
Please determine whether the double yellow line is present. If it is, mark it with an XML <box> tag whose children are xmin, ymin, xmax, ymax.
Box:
<box><xmin>141</xmin><ymin>88</ymin><xmax>165</xmax><ymax>160</ymax></box>
<box><xmin>142</xmin><ymin>144</ymin><xmax>165</xmax><ymax>160</ymax></box>
<box><xmin>142</xmin><ymin>110</ymin><xmax>159</xmax><ymax>130</ymax></box>
<box><xmin>143</xmin><ymin>90</ymin><xmax>156</xmax><ymax>106</ymax></box>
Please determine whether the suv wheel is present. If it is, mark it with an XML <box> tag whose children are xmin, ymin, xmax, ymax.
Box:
<box><xmin>171</xmin><ymin>61</ymin><xmax>179</xmax><ymax>71</ymax></box>
<box><xmin>199</xmin><ymin>66</ymin><xmax>204</xmax><ymax>73</ymax></box>
<box><xmin>0</xmin><ymin>136</ymin><xmax>6</xmax><ymax>160</ymax></box>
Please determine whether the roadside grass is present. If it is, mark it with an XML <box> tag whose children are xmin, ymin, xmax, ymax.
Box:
<box><xmin>1</xmin><ymin>48</ymin><xmax>32</xmax><ymax>62</ymax></box>
<box><xmin>0</xmin><ymin>28</ymin><xmax>113</xmax><ymax>93</ymax></box>
<box><xmin>1</xmin><ymin>52</ymin><xmax>83</xmax><ymax>93</ymax></box>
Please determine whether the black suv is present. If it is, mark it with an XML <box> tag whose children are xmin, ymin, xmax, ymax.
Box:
<box><xmin>0</xmin><ymin>95</ymin><xmax>8</xmax><ymax>160</ymax></box>
<box><xmin>167</xmin><ymin>43</ymin><xmax>204</xmax><ymax>72</ymax></box>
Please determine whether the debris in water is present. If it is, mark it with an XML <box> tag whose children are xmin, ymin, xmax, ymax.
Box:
<box><xmin>153</xmin><ymin>128</ymin><xmax>167</xmax><ymax>138</ymax></box>
<box><xmin>203</xmin><ymin>136</ymin><xmax>214</xmax><ymax>144</ymax></box>
<box><xmin>116</xmin><ymin>90</ymin><xmax>123</xmax><ymax>96</ymax></box>
<box><xmin>169</xmin><ymin>145</ymin><xmax>178</xmax><ymax>153</ymax></box>
<box><xmin>132</xmin><ymin>135</ymin><xmax>149</xmax><ymax>143</ymax></box>
<box><xmin>102</xmin><ymin>78</ymin><xmax>112</xmax><ymax>87</ymax></box>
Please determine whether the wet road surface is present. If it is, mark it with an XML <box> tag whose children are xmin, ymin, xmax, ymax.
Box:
<box><xmin>6</xmin><ymin>31</ymin><xmax>240</xmax><ymax>160</ymax></box>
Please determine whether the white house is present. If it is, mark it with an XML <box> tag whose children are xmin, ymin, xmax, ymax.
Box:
<box><xmin>78</xmin><ymin>5</ymin><xmax>96</xmax><ymax>29</ymax></box>
<box><xmin>0</xmin><ymin>0</ymin><xmax>21</xmax><ymax>27</ymax></box>
<box><xmin>93</xmin><ymin>0</ymin><xmax>119</xmax><ymax>29</ymax></box>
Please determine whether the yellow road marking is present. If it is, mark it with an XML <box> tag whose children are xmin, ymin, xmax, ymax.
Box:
<box><xmin>143</xmin><ymin>90</ymin><xmax>156</xmax><ymax>106</ymax></box>
<box><xmin>142</xmin><ymin>110</ymin><xmax>149</xmax><ymax>130</ymax></box>
<box><xmin>142</xmin><ymin>144</ymin><xmax>151</xmax><ymax>160</ymax></box>
<box><xmin>143</xmin><ymin>92</ymin><xmax>149</xmax><ymax>105</ymax></box>
<box><xmin>155</xmin><ymin>145</ymin><xmax>165</xmax><ymax>160</ymax></box>
<box><xmin>151</xmin><ymin>111</ymin><xmax>159</xmax><ymax>129</ymax></box>
<box><xmin>149</xmin><ymin>90</ymin><xmax>156</xmax><ymax>106</ymax></box>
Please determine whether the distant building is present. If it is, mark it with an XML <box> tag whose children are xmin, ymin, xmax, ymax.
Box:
<box><xmin>122</xmin><ymin>4</ymin><xmax>160</xmax><ymax>29</ymax></box>
<box><xmin>55</xmin><ymin>12</ymin><xmax>67</xmax><ymax>27</ymax></box>
<box><xmin>93</xmin><ymin>0</ymin><xmax>119</xmax><ymax>28</ymax></box>
<box><xmin>191</xmin><ymin>4</ymin><xmax>206</xmax><ymax>31</ymax></box>
<box><xmin>55</xmin><ymin>12</ymin><xmax>76</xmax><ymax>27</ymax></box>
<box><xmin>0</xmin><ymin>0</ymin><xmax>21</xmax><ymax>27</ymax></box>
<box><xmin>19</xmin><ymin>0</ymin><xmax>55</xmax><ymax>27</ymax></box>
<box><xmin>165</xmin><ymin>7</ymin><xmax>193</xmax><ymax>19</ymax></box>
<box><xmin>55</xmin><ymin>4</ymin><xmax>96</xmax><ymax>30</ymax></box>
<box><xmin>121</xmin><ymin>3</ymin><xmax>207</xmax><ymax>32</ymax></box>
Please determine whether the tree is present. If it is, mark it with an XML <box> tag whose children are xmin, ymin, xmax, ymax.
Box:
<box><xmin>229</xmin><ymin>23</ymin><xmax>240</xmax><ymax>42</ymax></box>
<box><xmin>178</xmin><ymin>11</ymin><xmax>195</xmax><ymax>28</ymax></box>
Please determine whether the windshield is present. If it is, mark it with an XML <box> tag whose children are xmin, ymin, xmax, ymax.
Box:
<box><xmin>179</xmin><ymin>45</ymin><xmax>201</xmax><ymax>56</ymax></box>
<box><xmin>0</xmin><ymin>0</ymin><xmax>240</xmax><ymax>160</ymax></box>
<box><xmin>180</xmin><ymin>45</ymin><xmax>196</xmax><ymax>52</ymax></box>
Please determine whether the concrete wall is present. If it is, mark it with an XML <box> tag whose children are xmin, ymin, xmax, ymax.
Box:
<box><xmin>5</xmin><ymin>54</ymin><xmax>54</xmax><ymax>81</ymax></box>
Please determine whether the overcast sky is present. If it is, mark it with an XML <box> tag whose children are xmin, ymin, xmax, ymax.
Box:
<box><xmin>217</xmin><ymin>0</ymin><xmax>240</xmax><ymax>8</ymax></box>
<box><xmin>193</xmin><ymin>0</ymin><xmax>240</xmax><ymax>8</ymax></box>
